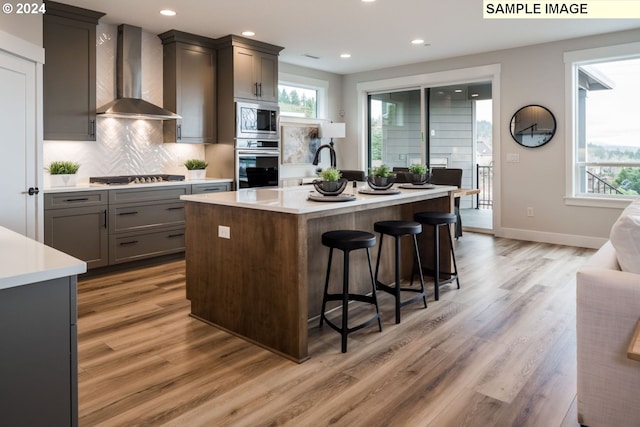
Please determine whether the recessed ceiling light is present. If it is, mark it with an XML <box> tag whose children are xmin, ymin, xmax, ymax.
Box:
<box><xmin>242</xmin><ymin>31</ymin><xmax>255</xmax><ymax>37</ymax></box>
<box><xmin>160</xmin><ymin>9</ymin><xmax>176</xmax><ymax>16</ymax></box>
<box><xmin>411</xmin><ymin>39</ymin><xmax>424</xmax><ymax>45</ymax></box>
<box><xmin>454</xmin><ymin>89</ymin><xmax>463</xmax><ymax>93</ymax></box>
<box><xmin>340</xmin><ymin>53</ymin><xmax>351</xmax><ymax>59</ymax></box>
<box><xmin>471</xmin><ymin>93</ymin><xmax>479</xmax><ymax>97</ymax></box>
<box><xmin>362</xmin><ymin>0</ymin><xmax>376</xmax><ymax>2</ymax></box>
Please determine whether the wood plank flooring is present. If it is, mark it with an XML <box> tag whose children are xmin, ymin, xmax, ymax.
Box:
<box><xmin>77</xmin><ymin>233</ymin><xmax>595</xmax><ymax>427</ymax></box>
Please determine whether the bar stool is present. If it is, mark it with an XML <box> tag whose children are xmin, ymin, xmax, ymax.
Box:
<box><xmin>319</xmin><ymin>230</ymin><xmax>382</xmax><ymax>353</ymax></box>
<box><xmin>413</xmin><ymin>212</ymin><xmax>460</xmax><ymax>301</ymax></box>
<box><xmin>373</xmin><ymin>220</ymin><xmax>427</xmax><ymax>324</ymax></box>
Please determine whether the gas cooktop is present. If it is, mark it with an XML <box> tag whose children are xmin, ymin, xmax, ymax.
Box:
<box><xmin>89</xmin><ymin>174</ymin><xmax>185</xmax><ymax>185</ymax></box>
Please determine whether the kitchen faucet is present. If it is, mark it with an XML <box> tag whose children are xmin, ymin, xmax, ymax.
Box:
<box><xmin>312</xmin><ymin>142</ymin><xmax>337</xmax><ymax>168</ymax></box>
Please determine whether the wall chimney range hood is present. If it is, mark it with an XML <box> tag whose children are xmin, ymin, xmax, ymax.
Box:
<box><xmin>96</xmin><ymin>24</ymin><xmax>180</xmax><ymax>120</ymax></box>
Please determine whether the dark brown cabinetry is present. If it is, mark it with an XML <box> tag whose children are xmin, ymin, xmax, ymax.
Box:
<box><xmin>44</xmin><ymin>190</ymin><xmax>109</xmax><ymax>269</ymax></box>
<box><xmin>159</xmin><ymin>30</ymin><xmax>217</xmax><ymax>144</ymax></box>
<box><xmin>43</xmin><ymin>1</ymin><xmax>104</xmax><ymax>141</ymax></box>
<box><xmin>0</xmin><ymin>276</ymin><xmax>78</xmax><ymax>427</ymax></box>
<box><xmin>216</xmin><ymin>35</ymin><xmax>283</xmax><ymax>142</ymax></box>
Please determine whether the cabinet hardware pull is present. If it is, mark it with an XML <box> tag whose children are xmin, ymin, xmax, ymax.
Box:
<box><xmin>177</xmin><ymin>124</ymin><xmax>182</xmax><ymax>141</ymax></box>
<box><xmin>118</xmin><ymin>211</ymin><xmax>138</xmax><ymax>216</ymax></box>
<box><xmin>119</xmin><ymin>240</ymin><xmax>139</xmax><ymax>246</ymax></box>
<box><xmin>65</xmin><ymin>197</ymin><xmax>89</xmax><ymax>202</ymax></box>
<box><xmin>258</xmin><ymin>82</ymin><xmax>262</xmax><ymax>97</ymax></box>
<box><xmin>254</xmin><ymin>82</ymin><xmax>259</xmax><ymax>97</ymax></box>
<box><xmin>168</xmin><ymin>233</ymin><xmax>184</xmax><ymax>238</ymax></box>
<box><xmin>27</xmin><ymin>187</ymin><xmax>39</xmax><ymax>196</ymax></box>
<box><xmin>202</xmin><ymin>188</ymin><xmax>220</xmax><ymax>192</ymax></box>
<box><xmin>103</xmin><ymin>210</ymin><xmax>107</xmax><ymax>228</ymax></box>
<box><xmin>89</xmin><ymin>119</ymin><xmax>96</xmax><ymax>137</ymax></box>
<box><xmin>166</xmin><ymin>206</ymin><xmax>184</xmax><ymax>210</ymax></box>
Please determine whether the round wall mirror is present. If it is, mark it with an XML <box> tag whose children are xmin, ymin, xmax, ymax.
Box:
<box><xmin>510</xmin><ymin>105</ymin><xmax>556</xmax><ymax>147</ymax></box>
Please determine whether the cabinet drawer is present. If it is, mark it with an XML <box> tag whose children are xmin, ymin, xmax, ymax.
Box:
<box><xmin>109</xmin><ymin>227</ymin><xmax>185</xmax><ymax>264</ymax></box>
<box><xmin>109</xmin><ymin>201</ymin><xmax>185</xmax><ymax>233</ymax></box>
<box><xmin>109</xmin><ymin>186</ymin><xmax>187</xmax><ymax>204</ymax></box>
<box><xmin>44</xmin><ymin>191</ymin><xmax>108</xmax><ymax>209</ymax></box>
<box><xmin>190</xmin><ymin>183</ymin><xmax>231</xmax><ymax>194</ymax></box>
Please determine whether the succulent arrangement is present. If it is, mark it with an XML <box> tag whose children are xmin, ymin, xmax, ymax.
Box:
<box><xmin>46</xmin><ymin>161</ymin><xmax>80</xmax><ymax>175</ymax></box>
<box><xmin>184</xmin><ymin>159</ymin><xmax>208</xmax><ymax>170</ymax></box>
<box><xmin>318</xmin><ymin>167</ymin><xmax>341</xmax><ymax>182</ymax></box>
<box><xmin>408</xmin><ymin>163</ymin><xmax>428</xmax><ymax>174</ymax></box>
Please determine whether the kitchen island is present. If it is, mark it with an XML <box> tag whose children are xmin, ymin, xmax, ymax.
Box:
<box><xmin>181</xmin><ymin>184</ymin><xmax>456</xmax><ymax>362</ymax></box>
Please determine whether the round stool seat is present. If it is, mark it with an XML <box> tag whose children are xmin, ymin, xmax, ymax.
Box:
<box><xmin>374</xmin><ymin>220</ymin><xmax>422</xmax><ymax>237</ymax></box>
<box><xmin>322</xmin><ymin>230</ymin><xmax>376</xmax><ymax>251</ymax></box>
<box><xmin>414</xmin><ymin>211</ymin><xmax>457</xmax><ymax>226</ymax></box>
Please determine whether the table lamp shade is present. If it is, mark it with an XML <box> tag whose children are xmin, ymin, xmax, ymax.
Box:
<box><xmin>321</xmin><ymin>122</ymin><xmax>346</xmax><ymax>139</ymax></box>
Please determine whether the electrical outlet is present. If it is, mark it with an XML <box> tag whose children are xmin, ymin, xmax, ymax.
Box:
<box><xmin>218</xmin><ymin>225</ymin><xmax>230</xmax><ymax>239</ymax></box>
<box><xmin>507</xmin><ymin>153</ymin><xmax>520</xmax><ymax>163</ymax></box>
<box><xmin>527</xmin><ymin>207</ymin><xmax>534</xmax><ymax>217</ymax></box>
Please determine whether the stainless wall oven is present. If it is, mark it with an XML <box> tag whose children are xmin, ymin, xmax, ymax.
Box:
<box><xmin>236</xmin><ymin>101</ymin><xmax>279</xmax><ymax>140</ymax></box>
<box><xmin>235</xmin><ymin>139</ymin><xmax>280</xmax><ymax>189</ymax></box>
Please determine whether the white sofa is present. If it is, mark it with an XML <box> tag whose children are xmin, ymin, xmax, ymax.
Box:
<box><xmin>576</xmin><ymin>200</ymin><xmax>640</xmax><ymax>427</ymax></box>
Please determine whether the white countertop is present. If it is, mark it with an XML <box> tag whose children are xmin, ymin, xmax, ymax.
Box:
<box><xmin>181</xmin><ymin>183</ymin><xmax>456</xmax><ymax>215</ymax></box>
<box><xmin>0</xmin><ymin>227</ymin><xmax>86</xmax><ymax>290</ymax></box>
<box><xmin>44</xmin><ymin>178</ymin><xmax>233</xmax><ymax>193</ymax></box>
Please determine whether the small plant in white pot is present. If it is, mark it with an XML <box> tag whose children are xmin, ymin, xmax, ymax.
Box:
<box><xmin>313</xmin><ymin>167</ymin><xmax>347</xmax><ymax>195</ymax></box>
<box><xmin>184</xmin><ymin>159</ymin><xmax>208</xmax><ymax>180</ymax></box>
<box><xmin>46</xmin><ymin>161</ymin><xmax>80</xmax><ymax>187</ymax></box>
<box><xmin>408</xmin><ymin>163</ymin><xmax>430</xmax><ymax>184</ymax></box>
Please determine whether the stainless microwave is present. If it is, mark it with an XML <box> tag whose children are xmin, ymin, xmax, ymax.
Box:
<box><xmin>236</xmin><ymin>101</ymin><xmax>279</xmax><ymax>140</ymax></box>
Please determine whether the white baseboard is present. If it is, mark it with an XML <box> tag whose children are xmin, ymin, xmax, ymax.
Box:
<box><xmin>494</xmin><ymin>227</ymin><xmax>607</xmax><ymax>249</ymax></box>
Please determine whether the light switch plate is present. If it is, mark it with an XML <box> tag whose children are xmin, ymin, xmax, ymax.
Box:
<box><xmin>507</xmin><ymin>153</ymin><xmax>520</xmax><ymax>163</ymax></box>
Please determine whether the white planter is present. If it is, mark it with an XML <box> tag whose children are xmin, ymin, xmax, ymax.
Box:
<box><xmin>187</xmin><ymin>169</ymin><xmax>206</xmax><ymax>180</ymax></box>
<box><xmin>49</xmin><ymin>174</ymin><xmax>77</xmax><ymax>187</ymax></box>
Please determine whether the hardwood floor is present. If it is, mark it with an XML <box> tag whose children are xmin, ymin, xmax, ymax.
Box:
<box><xmin>77</xmin><ymin>233</ymin><xmax>594</xmax><ymax>427</ymax></box>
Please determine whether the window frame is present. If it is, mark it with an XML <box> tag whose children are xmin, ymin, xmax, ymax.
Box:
<box><xmin>564</xmin><ymin>41</ymin><xmax>640</xmax><ymax>209</ymax></box>
<box><xmin>278</xmin><ymin>73</ymin><xmax>328</xmax><ymax>120</ymax></box>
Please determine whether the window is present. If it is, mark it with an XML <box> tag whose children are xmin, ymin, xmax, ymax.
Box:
<box><xmin>278</xmin><ymin>84</ymin><xmax>318</xmax><ymax>118</ymax></box>
<box><xmin>567</xmin><ymin>44</ymin><xmax>640</xmax><ymax>202</ymax></box>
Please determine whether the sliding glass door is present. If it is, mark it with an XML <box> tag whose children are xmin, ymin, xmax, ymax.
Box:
<box><xmin>367</xmin><ymin>89</ymin><xmax>422</xmax><ymax>171</ymax></box>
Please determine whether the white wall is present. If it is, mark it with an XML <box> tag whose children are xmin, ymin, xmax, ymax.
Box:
<box><xmin>0</xmin><ymin>6</ymin><xmax>42</xmax><ymax>47</ymax></box>
<box><xmin>338</xmin><ymin>28</ymin><xmax>640</xmax><ymax>247</ymax></box>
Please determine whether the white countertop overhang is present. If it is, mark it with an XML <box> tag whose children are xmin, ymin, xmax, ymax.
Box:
<box><xmin>0</xmin><ymin>227</ymin><xmax>87</xmax><ymax>290</ymax></box>
<box><xmin>180</xmin><ymin>184</ymin><xmax>457</xmax><ymax>215</ymax></box>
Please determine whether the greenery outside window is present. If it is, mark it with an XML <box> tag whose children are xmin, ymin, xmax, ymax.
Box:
<box><xmin>566</xmin><ymin>44</ymin><xmax>640</xmax><ymax>203</ymax></box>
<box><xmin>279</xmin><ymin>84</ymin><xmax>318</xmax><ymax>118</ymax></box>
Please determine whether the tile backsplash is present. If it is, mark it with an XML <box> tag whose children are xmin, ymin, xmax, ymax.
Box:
<box><xmin>43</xmin><ymin>23</ymin><xmax>204</xmax><ymax>184</ymax></box>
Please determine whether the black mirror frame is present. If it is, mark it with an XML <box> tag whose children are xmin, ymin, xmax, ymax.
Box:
<box><xmin>510</xmin><ymin>104</ymin><xmax>557</xmax><ymax>148</ymax></box>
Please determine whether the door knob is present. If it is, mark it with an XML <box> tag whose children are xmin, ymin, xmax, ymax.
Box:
<box><xmin>27</xmin><ymin>187</ymin><xmax>39</xmax><ymax>196</ymax></box>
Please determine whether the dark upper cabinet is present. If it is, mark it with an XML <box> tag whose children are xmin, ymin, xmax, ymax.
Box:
<box><xmin>216</xmin><ymin>35</ymin><xmax>283</xmax><ymax>142</ymax></box>
<box><xmin>159</xmin><ymin>30</ymin><xmax>217</xmax><ymax>144</ymax></box>
<box><xmin>43</xmin><ymin>1</ymin><xmax>104</xmax><ymax>141</ymax></box>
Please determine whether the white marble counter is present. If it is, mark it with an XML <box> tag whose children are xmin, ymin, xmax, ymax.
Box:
<box><xmin>181</xmin><ymin>183</ymin><xmax>456</xmax><ymax>215</ymax></box>
<box><xmin>0</xmin><ymin>227</ymin><xmax>86</xmax><ymax>290</ymax></box>
<box><xmin>44</xmin><ymin>178</ymin><xmax>233</xmax><ymax>193</ymax></box>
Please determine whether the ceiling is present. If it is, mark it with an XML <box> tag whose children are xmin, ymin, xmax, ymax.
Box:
<box><xmin>57</xmin><ymin>0</ymin><xmax>640</xmax><ymax>75</ymax></box>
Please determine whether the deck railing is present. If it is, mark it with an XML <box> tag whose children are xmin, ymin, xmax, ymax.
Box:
<box><xmin>586</xmin><ymin>170</ymin><xmax>623</xmax><ymax>195</ymax></box>
<box><xmin>476</xmin><ymin>164</ymin><xmax>493</xmax><ymax>208</ymax></box>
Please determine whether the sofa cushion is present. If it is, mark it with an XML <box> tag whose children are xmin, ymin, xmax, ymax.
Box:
<box><xmin>610</xmin><ymin>212</ymin><xmax>640</xmax><ymax>273</ymax></box>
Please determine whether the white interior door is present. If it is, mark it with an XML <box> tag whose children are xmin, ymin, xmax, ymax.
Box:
<box><xmin>0</xmin><ymin>49</ymin><xmax>39</xmax><ymax>239</ymax></box>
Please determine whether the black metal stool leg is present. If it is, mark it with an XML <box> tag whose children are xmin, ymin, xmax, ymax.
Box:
<box><xmin>341</xmin><ymin>249</ymin><xmax>350</xmax><ymax>353</ymax></box>
<box><xmin>433</xmin><ymin>224</ymin><xmax>441</xmax><ymax>301</ymax></box>
<box><xmin>446</xmin><ymin>223</ymin><xmax>461</xmax><ymax>289</ymax></box>
<box><xmin>412</xmin><ymin>234</ymin><xmax>427</xmax><ymax>308</ymax></box>
<box><xmin>394</xmin><ymin>235</ymin><xmax>402</xmax><ymax>324</ymax></box>
<box><xmin>365</xmin><ymin>248</ymin><xmax>382</xmax><ymax>332</ymax></box>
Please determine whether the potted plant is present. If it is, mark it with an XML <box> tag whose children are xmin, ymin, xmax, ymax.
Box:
<box><xmin>184</xmin><ymin>159</ymin><xmax>208</xmax><ymax>180</ymax></box>
<box><xmin>46</xmin><ymin>161</ymin><xmax>80</xmax><ymax>187</ymax></box>
<box><xmin>368</xmin><ymin>164</ymin><xmax>396</xmax><ymax>190</ymax></box>
<box><xmin>313</xmin><ymin>167</ymin><xmax>348</xmax><ymax>195</ymax></box>
<box><xmin>408</xmin><ymin>163</ymin><xmax>430</xmax><ymax>184</ymax></box>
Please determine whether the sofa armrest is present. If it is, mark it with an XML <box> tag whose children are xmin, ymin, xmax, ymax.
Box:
<box><xmin>576</xmin><ymin>245</ymin><xmax>640</xmax><ymax>427</ymax></box>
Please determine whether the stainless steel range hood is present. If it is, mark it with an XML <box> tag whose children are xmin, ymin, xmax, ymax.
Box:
<box><xmin>96</xmin><ymin>24</ymin><xmax>180</xmax><ymax>120</ymax></box>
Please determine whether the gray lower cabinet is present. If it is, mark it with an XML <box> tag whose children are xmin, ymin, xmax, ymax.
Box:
<box><xmin>190</xmin><ymin>182</ymin><xmax>232</xmax><ymax>194</ymax></box>
<box><xmin>44</xmin><ymin>191</ymin><xmax>109</xmax><ymax>269</ymax></box>
<box><xmin>108</xmin><ymin>186</ymin><xmax>188</xmax><ymax>264</ymax></box>
<box><xmin>0</xmin><ymin>276</ymin><xmax>78</xmax><ymax>427</ymax></box>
